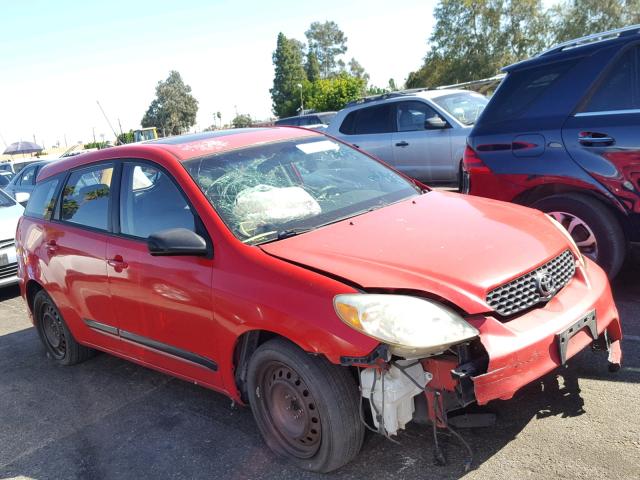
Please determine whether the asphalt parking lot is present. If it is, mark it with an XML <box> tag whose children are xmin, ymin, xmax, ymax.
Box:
<box><xmin>1</xmin><ymin>262</ymin><xmax>638</xmax><ymax>480</ymax></box>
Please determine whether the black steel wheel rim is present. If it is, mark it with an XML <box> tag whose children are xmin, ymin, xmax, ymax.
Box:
<box><xmin>259</xmin><ymin>361</ymin><xmax>322</xmax><ymax>459</ymax></box>
<box><xmin>41</xmin><ymin>303</ymin><xmax>66</xmax><ymax>359</ymax></box>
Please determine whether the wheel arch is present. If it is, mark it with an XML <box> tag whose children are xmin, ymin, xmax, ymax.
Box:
<box><xmin>25</xmin><ymin>279</ymin><xmax>44</xmax><ymax>315</ymax></box>
<box><xmin>231</xmin><ymin>329</ymin><xmax>357</xmax><ymax>404</ymax></box>
<box><xmin>512</xmin><ymin>184</ymin><xmax>631</xmax><ymax>240</ymax></box>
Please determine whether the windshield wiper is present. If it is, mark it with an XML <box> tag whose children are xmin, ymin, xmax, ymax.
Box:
<box><xmin>277</xmin><ymin>227</ymin><xmax>313</xmax><ymax>240</ymax></box>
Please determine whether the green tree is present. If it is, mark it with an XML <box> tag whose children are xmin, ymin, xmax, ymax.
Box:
<box><xmin>271</xmin><ymin>33</ymin><xmax>307</xmax><ymax>117</ymax></box>
<box><xmin>232</xmin><ymin>114</ymin><xmax>253</xmax><ymax>128</ymax></box>
<box><xmin>141</xmin><ymin>71</ymin><xmax>198</xmax><ymax>136</ymax></box>
<box><xmin>117</xmin><ymin>129</ymin><xmax>135</xmax><ymax>145</ymax></box>
<box><xmin>305</xmin><ymin>21</ymin><xmax>348</xmax><ymax>78</ymax></box>
<box><xmin>406</xmin><ymin>0</ymin><xmax>549</xmax><ymax>88</ymax></box>
<box><xmin>348</xmin><ymin>58</ymin><xmax>369</xmax><ymax>82</ymax></box>
<box><xmin>551</xmin><ymin>0</ymin><xmax>640</xmax><ymax>42</ymax></box>
<box><xmin>305</xmin><ymin>73</ymin><xmax>366</xmax><ymax>111</ymax></box>
<box><xmin>305</xmin><ymin>51</ymin><xmax>321</xmax><ymax>82</ymax></box>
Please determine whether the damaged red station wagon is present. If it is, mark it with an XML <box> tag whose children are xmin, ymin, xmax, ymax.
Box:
<box><xmin>16</xmin><ymin>128</ymin><xmax>622</xmax><ymax>472</ymax></box>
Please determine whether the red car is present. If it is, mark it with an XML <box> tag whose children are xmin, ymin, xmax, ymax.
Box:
<box><xmin>16</xmin><ymin>128</ymin><xmax>622</xmax><ymax>472</ymax></box>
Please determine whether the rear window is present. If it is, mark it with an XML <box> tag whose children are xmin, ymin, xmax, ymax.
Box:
<box><xmin>24</xmin><ymin>177</ymin><xmax>60</xmax><ymax>219</ymax></box>
<box><xmin>339</xmin><ymin>105</ymin><xmax>393</xmax><ymax>135</ymax></box>
<box><xmin>479</xmin><ymin>59</ymin><xmax>578</xmax><ymax>124</ymax></box>
<box><xmin>582</xmin><ymin>47</ymin><xmax>639</xmax><ymax>112</ymax></box>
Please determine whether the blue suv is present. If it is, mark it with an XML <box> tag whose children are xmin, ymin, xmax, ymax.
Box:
<box><xmin>464</xmin><ymin>25</ymin><xmax>640</xmax><ymax>278</ymax></box>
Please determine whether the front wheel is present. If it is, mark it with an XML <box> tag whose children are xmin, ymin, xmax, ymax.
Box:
<box><xmin>532</xmin><ymin>193</ymin><xmax>626</xmax><ymax>278</ymax></box>
<box><xmin>247</xmin><ymin>339</ymin><xmax>364</xmax><ymax>473</ymax></box>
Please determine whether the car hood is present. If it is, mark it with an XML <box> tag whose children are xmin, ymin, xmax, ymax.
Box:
<box><xmin>0</xmin><ymin>203</ymin><xmax>23</xmax><ymax>241</ymax></box>
<box><xmin>260</xmin><ymin>191</ymin><xmax>571</xmax><ymax>314</ymax></box>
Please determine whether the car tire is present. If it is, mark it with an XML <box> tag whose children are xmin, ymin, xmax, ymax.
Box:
<box><xmin>532</xmin><ymin>193</ymin><xmax>626</xmax><ymax>278</ymax></box>
<box><xmin>34</xmin><ymin>290</ymin><xmax>94</xmax><ymax>365</ymax></box>
<box><xmin>247</xmin><ymin>338</ymin><xmax>364</xmax><ymax>473</ymax></box>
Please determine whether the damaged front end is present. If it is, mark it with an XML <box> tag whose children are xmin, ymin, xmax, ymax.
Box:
<box><xmin>336</xmin><ymin>263</ymin><xmax>623</xmax><ymax>470</ymax></box>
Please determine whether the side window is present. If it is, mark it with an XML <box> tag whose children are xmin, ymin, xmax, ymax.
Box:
<box><xmin>120</xmin><ymin>163</ymin><xmax>195</xmax><ymax>239</ymax></box>
<box><xmin>339</xmin><ymin>111</ymin><xmax>357</xmax><ymax>134</ymax></box>
<box><xmin>583</xmin><ymin>47</ymin><xmax>639</xmax><ymax>113</ymax></box>
<box><xmin>19</xmin><ymin>166</ymin><xmax>36</xmax><ymax>185</ymax></box>
<box><xmin>24</xmin><ymin>177</ymin><xmax>60</xmax><ymax>219</ymax></box>
<box><xmin>354</xmin><ymin>105</ymin><xmax>393</xmax><ymax>134</ymax></box>
<box><xmin>396</xmin><ymin>101</ymin><xmax>442</xmax><ymax>131</ymax></box>
<box><xmin>60</xmin><ymin>165</ymin><xmax>113</xmax><ymax>231</ymax></box>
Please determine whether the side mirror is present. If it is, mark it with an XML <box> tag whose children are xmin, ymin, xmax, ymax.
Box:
<box><xmin>15</xmin><ymin>192</ymin><xmax>30</xmax><ymax>205</ymax></box>
<box><xmin>147</xmin><ymin>228</ymin><xmax>208</xmax><ymax>256</ymax></box>
<box><xmin>425</xmin><ymin>116</ymin><xmax>448</xmax><ymax>130</ymax></box>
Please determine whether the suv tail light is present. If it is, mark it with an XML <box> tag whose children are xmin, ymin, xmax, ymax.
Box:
<box><xmin>463</xmin><ymin>146</ymin><xmax>491</xmax><ymax>174</ymax></box>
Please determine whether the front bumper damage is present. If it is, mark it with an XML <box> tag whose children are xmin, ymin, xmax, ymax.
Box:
<box><xmin>351</xmin><ymin>260</ymin><xmax>622</xmax><ymax>468</ymax></box>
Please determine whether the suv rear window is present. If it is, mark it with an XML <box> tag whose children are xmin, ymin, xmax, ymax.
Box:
<box><xmin>582</xmin><ymin>47</ymin><xmax>640</xmax><ymax>112</ymax></box>
<box><xmin>479</xmin><ymin>59</ymin><xmax>578</xmax><ymax>124</ymax></box>
<box><xmin>24</xmin><ymin>177</ymin><xmax>60</xmax><ymax>219</ymax></box>
<box><xmin>339</xmin><ymin>105</ymin><xmax>393</xmax><ymax>135</ymax></box>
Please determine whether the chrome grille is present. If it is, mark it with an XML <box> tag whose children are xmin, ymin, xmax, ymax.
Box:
<box><xmin>0</xmin><ymin>263</ymin><xmax>18</xmax><ymax>280</ymax></box>
<box><xmin>0</xmin><ymin>238</ymin><xmax>14</xmax><ymax>250</ymax></box>
<box><xmin>486</xmin><ymin>250</ymin><xmax>576</xmax><ymax>317</ymax></box>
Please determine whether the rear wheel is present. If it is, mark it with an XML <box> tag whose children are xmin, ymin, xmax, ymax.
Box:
<box><xmin>34</xmin><ymin>290</ymin><xmax>94</xmax><ymax>365</ymax></box>
<box><xmin>247</xmin><ymin>339</ymin><xmax>364</xmax><ymax>473</ymax></box>
<box><xmin>532</xmin><ymin>193</ymin><xmax>626</xmax><ymax>278</ymax></box>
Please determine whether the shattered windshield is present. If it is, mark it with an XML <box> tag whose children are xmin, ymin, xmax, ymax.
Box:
<box><xmin>184</xmin><ymin>137</ymin><xmax>420</xmax><ymax>245</ymax></box>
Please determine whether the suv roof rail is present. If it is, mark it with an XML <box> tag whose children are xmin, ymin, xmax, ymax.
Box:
<box><xmin>539</xmin><ymin>24</ymin><xmax>640</xmax><ymax>57</ymax></box>
<box><xmin>345</xmin><ymin>88</ymin><xmax>432</xmax><ymax>107</ymax></box>
<box><xmin>435</xmin><ymin>74</ymin><xmax>506</xmax><ymax>91</ymax></box>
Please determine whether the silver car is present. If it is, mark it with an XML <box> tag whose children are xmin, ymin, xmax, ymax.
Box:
<box><xmin>326</xmin><ymin>89</ymin><xmax>488</xmax><ymax>184</ymax></box>
<box><xmin>0</xmin><ymin>189</ymin><xmax>24</xmax><ymax>288</ymax></box>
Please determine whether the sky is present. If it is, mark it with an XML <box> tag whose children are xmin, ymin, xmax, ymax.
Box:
<box><xmin>0</xmin><ymin>0</ymin><xmax>438</xmax><ymax>149</ymax></box>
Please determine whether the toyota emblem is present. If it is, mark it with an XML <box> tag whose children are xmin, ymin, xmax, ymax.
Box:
<box><xmin>535</xmin><ymin>270</ymin><xmax>557</xmax><ymax>297</ymax></box>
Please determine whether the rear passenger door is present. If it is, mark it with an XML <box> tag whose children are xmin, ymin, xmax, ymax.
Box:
<box><xmin>337</xmin><ymin>104</ymin><xmax>394</xmax><ymax>164</ymax></box>
<box><xmin>44</xmin><ymin>163</ymin><xmax>121</xmax><ymax>351</ymax></box>
<box><xmin>106</xmin><ymin>160</ymin><xmax>220</xmax><ymax>388</ymax></box>
<box><xmin>391</xmin><ymin>100</ymin><xmax>453</xmax><ymax>183</ymax></box>
<box><xmin>562</xmin><ymin>45</ymin><xmax>640</xmax><ymax>199</ymax></box>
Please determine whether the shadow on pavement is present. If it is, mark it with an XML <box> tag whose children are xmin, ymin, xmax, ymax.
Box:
<box><xmin>0</xmin><ymin>258</ymin><xmax>637</xmax><ymax>479</ymax></box>
<box><xmin>0</xmin><ymin>324</ymin><xmax>628</xmax><ymax>480</ymax></box>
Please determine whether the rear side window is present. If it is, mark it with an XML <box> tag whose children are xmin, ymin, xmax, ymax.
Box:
<box><xmin>119</xmin><ymin>163</ymin><xmax>195</xmax><ymax>239</ymax></box>
<box><xmin>582</xmin><ymin>47</ymin><xmax>639</xmax><ymax>112</ymax></box>
<box><xmin>60</xmin><ymin>165</ymin><xmax>114</xmax><ymax>231</ymax></box>
<box><xmin>24</xmin><ymin>177</ymin><xmax>60</xmax><ymax>219</ymax></box>
<box><xmin>340</xmin><ymin>105</ymin><xmax>393</xmax><ymax>135</ymax></box>
<box><xmin>480</xmin><ymin>59</ymin><xmax>578</xmax><ymax>124</ymax></box>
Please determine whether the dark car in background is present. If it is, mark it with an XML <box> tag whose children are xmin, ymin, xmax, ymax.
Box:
<box><xmin>464</xmin><ymin>25</ymin><xmax>640</xmax><ymax>278</ymax></box>
<box><xmin>274</xmin><ymin>111</ymin><xmax>336</xmax><ymax>129</ymax></box>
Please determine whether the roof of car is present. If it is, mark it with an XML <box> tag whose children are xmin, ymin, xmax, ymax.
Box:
<box><xmin>504</xmin><ymin>24</ymin><xmax>640</xmax><ymax>73</ymax></box>
<box><xmin>38</xmin><ymin>127</ymin><xmax>319</xmax><ymax>181</ymax></box>
<box><xmin>344</xmin><ymin>88</ymin><xmax>475</xmax><ymax>109</ymax></box>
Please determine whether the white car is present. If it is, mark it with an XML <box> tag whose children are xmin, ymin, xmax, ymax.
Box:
<box><xmin>0</xmin><ymin>189</ymin><xmax>24</xmax><ymax>287</ymax></box>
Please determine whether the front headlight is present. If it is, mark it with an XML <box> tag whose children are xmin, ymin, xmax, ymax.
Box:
<box><xmin>334</xmin><ymin>294</ymin><xmax>479</xmax><ymax>358</ymax></box>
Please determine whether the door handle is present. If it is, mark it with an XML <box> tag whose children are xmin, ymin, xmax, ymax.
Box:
<box><xmin>107</xmin><ymin>255</ymin><xmax>128</xmax><ymax>272</ymax></box>
<box><xmin>352</xmin><ymin>144</ymin><xmax>360</xmax><ymax>149</ymax></box>
<box><xmin>46</xmin><ymin>240</ymin><xmax>58</xmax><ymax>253</ymax></box>
<box><xmin>578</xmin><ymin>132</ymin><xmax>614</xmax><ymax>146</ymax></box>
<box><xmin>395</xmin><ymin>141</ymin><xmax>409</xmax><ymax>147</ymax></box>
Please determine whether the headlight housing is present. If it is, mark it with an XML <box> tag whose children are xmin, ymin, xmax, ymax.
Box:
<box><xmin>546</xmin><ymin>214</ymin><xmax>586</xmax><ymax>268</ymax></box>
<box><xmin>334</xmin><ymin>294</ymin><xmax>479</xmax><ymax>358</ymax></box>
